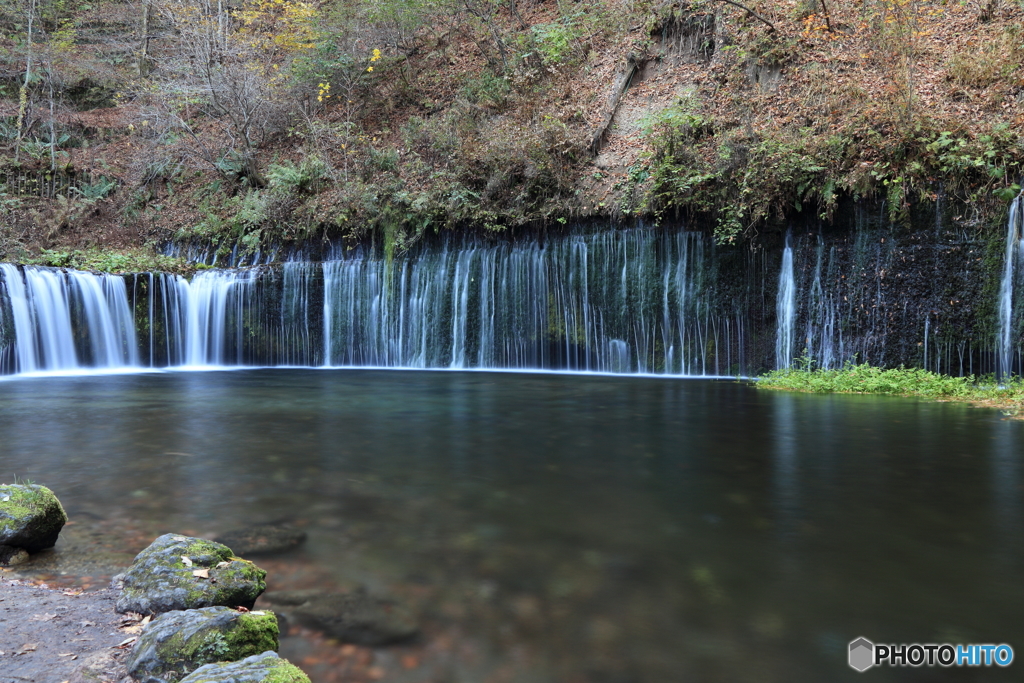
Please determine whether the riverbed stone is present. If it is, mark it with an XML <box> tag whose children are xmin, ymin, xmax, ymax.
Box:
<box><xmin>264</xmin><ymin>588</ymin><xmax>417</xmax><ymax>646</ymax></box>
<box><xmin>178</xmin><ymin>651</ymin><xmax>310</xmax><ymax>683</ymax></box>
<box><xmin>126</xmin><ymin>606</ymin><xmax>279</xmax><ymax>683</ymax></box>
<box><xmin>213</xmin><ymin>524</ymin><xmax>307</xmax><ymax>556</ymax></box>
<box><xmin>116</xmin><ymin>534</ymin><xmax>267</xmax><ymax>615</ymax></box>
<box><xmin>0</xmin><ymin>483</ymin><xmax>68</xmax><ymax>553</ymax></box>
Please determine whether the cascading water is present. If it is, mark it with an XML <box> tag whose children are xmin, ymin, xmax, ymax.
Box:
<box><xmin>320</xmin><ymin>230</ymin><xmax>742</xmax><ymax>374</ymax></box>
<box><xmin>0</xmin><ymin>264</ymin><xmax>137</xmax><ymax>373</ymax></box>
<box><xmin>1</xmin><ymin>213</ymin><xmax>1019</xmax><ymax>378</ymax></box>
<box><xmin>804</xmin><ymin>240</ymin><xmax>839</xmax><ymax>369</ymax></box>
<box><xmin>998</xmin><ymin>194</ymin><xmax>1023</xmax><ymax>378</ymax></box>
<box><xmin>182</xmin><ymin>269</ymin><xmax>260</xmax><ymax>366</ymax></box>
<box><xmin>775</xmin><ymin>239</ymin><xmax>796</xmax><ymax>369</ymax></box>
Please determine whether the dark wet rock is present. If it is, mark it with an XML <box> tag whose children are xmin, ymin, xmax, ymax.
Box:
<box><xmin>0</xmin><ymin>544</ymin><xmax>30</xmax><ymax>566</ymax></box>
<box><xmin>213</xmin><ymin>524</ymin><xmax>306</xmax><ymax>556</ymax></box>
<box><xmin>126</xmin><ymin>606</ymin><xmax>279</xmax><ymax>683</ymax></box>
<box><xmin>263</xmin><ymin>588</ymin><xmax>417</xmax><ymax>646</ymax></box>
<box><xmin>178</xmin><ymin>651</ymin><xmax>310</xmax><ymax>683</ymax></box>
<box><xmin>0</xmin><ymin>483</ymin><xmax>68</xmax><ymax>553</ymax></box>
<box><xmin>116</xmin><ymin>534</ymin><xmax>267</xmax><ymax>615</ymax></box>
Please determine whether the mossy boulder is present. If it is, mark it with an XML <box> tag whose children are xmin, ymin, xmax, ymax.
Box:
<box><xmin>126</xmin><ymin>606</ymin><xmax>280</xmax><ymax>683</ymax></box>
<box><xmin>264</xmin><ymin>588</ymin><xmax>417</xmax><ymax>646</ymax></box>
<box><xmin>178</xmin><ymin>651</ymin><xmax>310</xmax><ymax>683</ymax></box>
<box><xmin>0</xmin><ymin>483</ymin><xmax>68</xmax><ymax>553</ymax></box>
<box><xmin>116</xmin><ymin>534</ymin><xmax>267</xmax><ymax>615</ymax></box>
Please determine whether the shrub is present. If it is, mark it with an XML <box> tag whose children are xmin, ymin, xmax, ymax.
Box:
<box><xmin>266</xmin><ymin>156</ymin><xmax>331</xmax><ymax>194</ymax></box>
<box><xmin>947</xmin><ymin>28</ymin><xmax>1023</xmax><ymax>88</ymax></box>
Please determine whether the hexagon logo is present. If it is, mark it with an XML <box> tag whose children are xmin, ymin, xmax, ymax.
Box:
<box><xmin>849</xmin><ymin>637</ymin><xmax>875</xmax><ymax>672</ymax></box>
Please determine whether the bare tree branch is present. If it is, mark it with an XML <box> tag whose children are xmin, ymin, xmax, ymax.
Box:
<box><xmin>713</xmin><ymin>0</ymin><xmax>776</xmax><ymax>32</ymax></box>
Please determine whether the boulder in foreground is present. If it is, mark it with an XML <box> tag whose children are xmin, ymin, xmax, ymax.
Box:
<box><xmin>126</xmin><ymin>606</ymin><xmax>279</xmax><ymax>683</ymax></box>
<box><xmin>178</xmin><ymin>651</ymin><xmax>310</xmax><ymax>683</ymax></box>
<box><xmin>0</xmin><ymin>483</ymin><xmax>68</xmax><ymax>553</ymax></box>
<box><xmin>116</xmin><ymin>534</ymin><xmax>267</xmax><ymax>615</ymax></box>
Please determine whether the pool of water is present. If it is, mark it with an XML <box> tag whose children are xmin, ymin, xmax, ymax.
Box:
<box><xmin>0</xmin><ymin>369</ymin><xmax>1021</xmax><ymax>682</ymax></box>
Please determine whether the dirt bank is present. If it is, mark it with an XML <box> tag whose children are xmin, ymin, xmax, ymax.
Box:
<box><xmin>0</xmin><ymin>572</ymin><xmax>136</xmax><ymax>683</ymax></box>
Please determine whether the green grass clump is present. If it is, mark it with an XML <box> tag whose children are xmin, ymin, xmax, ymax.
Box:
<box><xmin>757</xmin><ymin>362</ymin><xmax>1024</xmax><ymax>417</ymax></box>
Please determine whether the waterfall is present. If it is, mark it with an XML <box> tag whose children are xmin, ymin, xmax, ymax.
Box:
<box><xmin>998</xmin><ymin>195</ymin><xmax>1023</xmax><ymax>378</ymax></box>
<box><xmin>804</xmin><ymin>240</ymin><xmax>838</xmax><ymax>369</ymax></box>
<box><xmin>3</xmin><ymin>219</ymin><xmax>1017</xmax><ymax>379</ymax></box>
<box><xmin>183</xmin><ymin>269</ymin><xmax>259</xmax><ymax>366</ymax></box>
<box><xmin>317</xmin><ymin>230</ymin><xmax>742</xmax><ymax>374</ymax></box>
<box><xmin>0</xmin><ymin>264</ymin><xmax>138</xmax><ymax>373</ymax></box>
<box><xmin>69</xmin><ymin>270</ymin><xmax>139</xmax><ymax>369</ymax></box>
<box><xmin>279</xmin><ymin>262</ymin><xmax>318</xmax><ymax>366</ymax></box>
<box><xmin>775</xmin><ymin>240</ymin><xmax>796</xmax><ymax>370</ymax></box>
<box><xmin>924</xmin><ymin>316</ymin><xmax>931</xmax><ymax>372</ymax></box>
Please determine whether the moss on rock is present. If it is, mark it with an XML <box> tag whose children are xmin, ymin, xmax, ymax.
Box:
<box><xmin>178</xmin><ymin>651</ymin><xmax>310</xmax><ymax>683</ymax></box>
<box><xmin>126</xmin><ymin>606</ymin><xmax>280</xmax><ymax>683</ymax></box>
<box><xmin>116</xmin><ymin>534</ymin><xmax>267</xmax><ymax>615</ymax></box>
<box><xmin>0</xmin><ymin>484</ymin><xmax>68</xmax><ymax>553</ymax></box>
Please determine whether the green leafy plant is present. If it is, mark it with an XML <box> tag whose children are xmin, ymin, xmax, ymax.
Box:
<box><xmin>73</xmin><ymin>176</ymin><xmax>118</xmax><ymax>200</ymax></box>
<box><xmin>267</xmin><ymin>156</ymin><xmax>330</xmax><ymax>194</ymax></box>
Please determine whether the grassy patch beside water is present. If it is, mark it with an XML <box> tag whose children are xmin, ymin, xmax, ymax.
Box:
<box><xmin>757</xmin><ymin>364</ymin><xmax>1024</xmax><ymax>418</ymax></box>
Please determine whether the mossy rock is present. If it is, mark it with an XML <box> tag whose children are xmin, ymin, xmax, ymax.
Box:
<box><xmin>116</xmin><ymin>534</ymin><xmax>267</xmax><ymax>615</ymax></box>
<box><xmin>178</xmin><ymin>651</ymin><xmax>310</xmax><ymax>683</ymax></box>
<box><xmin>0</xmin><ymin>484</ymin><xmax>68</xmax><ymax>553</ymax></box>
<box><xmin>126</xmin><ymin>606</ymin><xmax>280</xmax><ymax>683</ymax></box>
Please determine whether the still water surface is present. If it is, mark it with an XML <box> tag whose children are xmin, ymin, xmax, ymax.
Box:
<box><xmin>0</xmin><ymin>369</ymin><xmax>1021</xmax><ymax>682</ymax></box>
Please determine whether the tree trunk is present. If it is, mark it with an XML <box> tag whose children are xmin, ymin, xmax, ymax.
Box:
<box><xmin>589</xmin><ymin>54</ymin><xmax>644</xmax><ymax>155</ymax></box>
<box><xmin>140</xmin><ymin>1</ymin><xmax>152</xmax><ymax>77</ymax></box>
<box><xmin>16</xmin><ymin>0</ymin><xmax>36</xmax><ymax>163</ymax></box>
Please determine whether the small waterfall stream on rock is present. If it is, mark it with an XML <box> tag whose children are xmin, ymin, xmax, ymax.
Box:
<box><xmin>998</xmin><ymin>194</ymin><xmax>1023</xmax><ymax>378</ymax></box>
<box><xmin>775</xmin><ymin>238</ymin><xmax>796</xmax><ymax>369</ymax></box>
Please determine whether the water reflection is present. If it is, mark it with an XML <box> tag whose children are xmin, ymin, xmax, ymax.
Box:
<box><xmin>992</xmin><ymin>421</ymin><xmax>1021</xmax><ymax>569</ymax></box>
<box><xmin>0</xmin><ymin>370</ymin><xmax>1020</xmax><ymax>682</ymax></box>
<box><xmin>772</xmin><ymin>392</ymin><xmax>800</xmax><ymax>543</ymax></box>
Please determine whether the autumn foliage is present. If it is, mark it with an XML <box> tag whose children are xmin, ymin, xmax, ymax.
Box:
<box><xmin>0</xmin><ymin>0</ymin><xmax>1020</xmax><ymax>260</ymax></box>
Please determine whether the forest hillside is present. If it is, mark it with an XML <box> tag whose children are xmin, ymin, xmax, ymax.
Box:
<box><xmin>0</xmin><ymin>0</ymin><xmax>1021</xmax><ymax>270</ymax></box>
